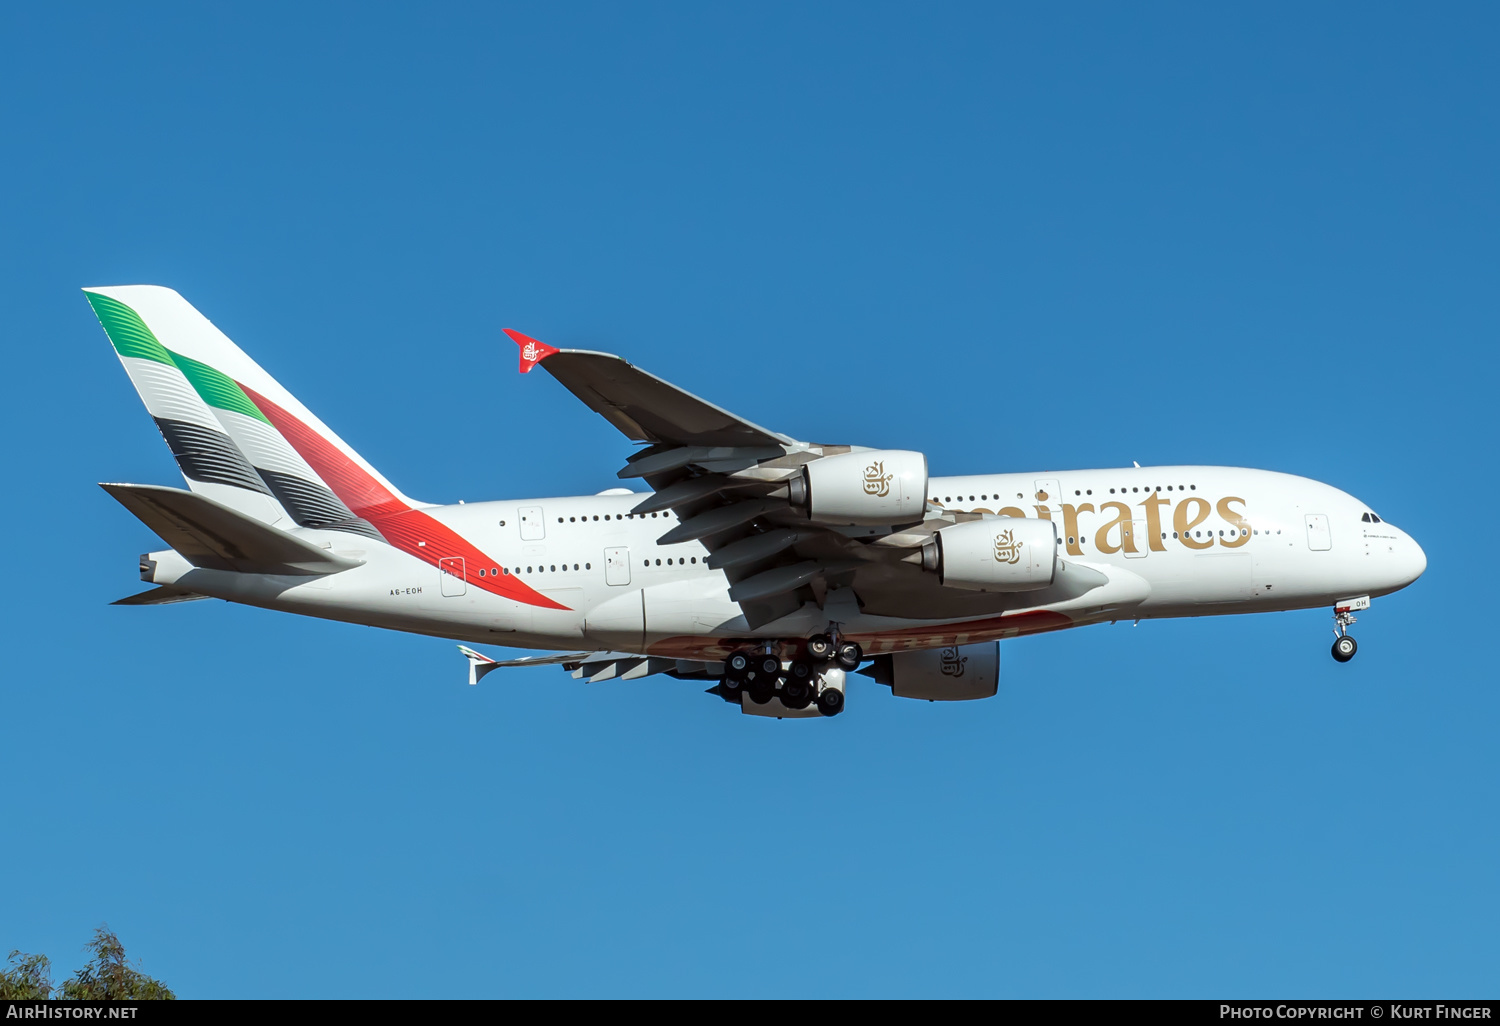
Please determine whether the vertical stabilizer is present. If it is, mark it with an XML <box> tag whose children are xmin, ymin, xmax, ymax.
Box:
<box><xmin>85</xmin><ymin>289</ymin><xmax>290</xmax><ymax>525</ymax></box>
<box><xmin>85</xmin><ymin>286</ymin><xmax>415</xmax><ymax>539</ymax></box>
<box><xmin>88</xmin><ymin>286</ymin><xmax>571</xmax><ymax>611</ymax></box>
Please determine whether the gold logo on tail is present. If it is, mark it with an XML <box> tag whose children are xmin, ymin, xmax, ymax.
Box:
<box><xmin>863</xmin><ymin>460</ymin><xmax>893</xmax><ymax>497</ymax></box>
<box><xmin>993</xmin><ymin>529</ymin><xmax>1023</xmax><ymax>564</ymax></box>
<box><xmin>939</xmin><ymin>647</ymin><xmax>967</xmax><ymax>677</ymax></box>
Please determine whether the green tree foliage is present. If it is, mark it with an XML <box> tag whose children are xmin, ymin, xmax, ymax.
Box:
<box><xmin>0</xmin><ymin>951</ymin><xmax>53</xmax><ymax>999</ymax></box>
<box><xmin>1</xmin><ymin>927</ymin><xmax>174</xmax><ymax>1000</ymax></box>
<box><xmin>57</xmin><ymin>927</ymin><xmax>174</xmax><ymax>1000</ymax></box>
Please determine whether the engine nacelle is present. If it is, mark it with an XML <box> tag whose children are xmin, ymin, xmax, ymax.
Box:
<box><xmin>798</xmin><ymin>449</ymin><xmax>928</xmax><ymax>526</ymax></box>
<box><xmin>863</xmin><ymin>643</ymin><xmax>999</xmax><ymax>701</ymax></box>
<box><xmin>923</xmin><ymin>516</ymin><xmax>1057</xmax><ymax>592</ymax></box>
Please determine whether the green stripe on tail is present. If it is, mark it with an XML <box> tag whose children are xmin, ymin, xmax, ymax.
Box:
<box><xmin>86</xmin><ymin>292</ymin><xmax>174</xmax><ymax>365</ymax></box>
<box><xmin>170</xmin><ymin>350</ymin><xmax>271</xmax><ymax>424</ymax></box>
<box><xmin>87</xmin><ymin>291</ymin><xmax>272</xmax><ymax>424</ymax></box>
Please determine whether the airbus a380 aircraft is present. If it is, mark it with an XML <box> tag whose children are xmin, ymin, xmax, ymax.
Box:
<box><xmin>89</xmin><ymin>286</ymin><xmax>1426</xmax><ymax>719</ymax></box>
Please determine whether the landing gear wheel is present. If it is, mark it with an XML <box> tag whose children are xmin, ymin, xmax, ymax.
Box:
<box><xmin>787</xmin><ymin>659</ymin><xmax>815</xmax><ymax>684</ymax></box>
<box><xmin>1332</xmin><ymin>636</ymin><xmax>1357</xmax><ymax>663</ymax></box>
<box><xmin>807</xmin><ymin>634</ymin><xmax>835</xmax><ymax>661</ymax></box>
<box><xmin>747</xmin><ymin>676</ymin><xmax>775</xmax><ymax>704</ymax></box>
<box><xmin>782</xmin><ymin>679</ymin><xmax>812</xmax><ymax>709</ymax></box>
<box><xmin>725</xmin><ymin>651</ymin><xmax>752</xmax><ymax>683</ymax></box>
<box><xmin>754</xmin><ymin>654</ymin><xmax>782</xmax><ymax>678</ymax></box>
<box><xmin>835</xmin><ymin>641</ymin><xmax>863</xmax><ymax>671</ymax></box>
<box><xmin>816</xmin><ymin>688</ymin><xmax>845</xmax><ymax>717</ymax></box>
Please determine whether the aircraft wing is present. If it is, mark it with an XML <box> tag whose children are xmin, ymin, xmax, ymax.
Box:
<box><xmin>505</xmin><ymin>330</ymin><xmax>794</xmax><ymax>449</ymax></box>
<box><xmin>458</xmin><ymin>644</ymin><xmax>723</xmax><ymax>685</ymax></box>
<box><xmin>508</xmin><ymin>330</ymin><xmax>1016</xmax><ymax>627</ymax></box>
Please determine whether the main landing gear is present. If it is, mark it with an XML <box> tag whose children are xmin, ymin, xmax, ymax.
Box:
<box><xmin>721</xmin><ymin>632</ymin><xmax>863</xmax><ymax>717</ymax></box>
<box><xmin>807</xmin><ymin>632</ymin><xmax>863</xmax><ymax>672</ymax></box>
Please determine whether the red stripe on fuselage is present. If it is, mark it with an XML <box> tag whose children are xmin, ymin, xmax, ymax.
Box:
<box><xmin>241</xmin><ymin>384</ymin><xmax>569</xmax><ymax>610</ymax></box>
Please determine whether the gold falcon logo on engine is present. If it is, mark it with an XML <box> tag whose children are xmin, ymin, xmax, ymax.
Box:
<box><xmin>863</xmin><ymin>460</ymin><xmax>893</xmax><ymax>497</ymax></box>
<box><xmin>993</xmin><ymin>528</ymin><xmax>1023</xmax><ymax>565</ymax></box>
<box><xmin>939</xmin><ymin>647</ymin><xmax>968</xmax><ymax>677</ymax></box>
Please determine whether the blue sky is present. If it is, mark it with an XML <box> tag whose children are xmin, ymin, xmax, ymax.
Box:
<box><xmin>2</xmin><ymin>2</ymin><xmax>1496</xmax><ymax>997</ymax></box>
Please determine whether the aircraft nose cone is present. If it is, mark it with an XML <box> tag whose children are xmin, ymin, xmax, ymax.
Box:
<box><xmin>1393</xmin><ymin>530</ymin><xmax>1427</xmax><ymax>589</ymax></box>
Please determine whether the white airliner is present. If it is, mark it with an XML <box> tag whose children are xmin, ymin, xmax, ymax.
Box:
<box><xmin>90</xmin><ymin>286</ymin><xmax>1426</xmax><ymax>718</ymax></box>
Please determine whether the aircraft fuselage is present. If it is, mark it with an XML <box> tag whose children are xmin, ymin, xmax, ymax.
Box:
<box><xmin>140</xmin><ymin>465</ymin><xmax>1426</xmax><ymax>660</ymax></box>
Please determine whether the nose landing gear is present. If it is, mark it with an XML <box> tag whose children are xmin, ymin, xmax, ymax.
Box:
<box><xmin>1330</xmin><ymin>596</ymin><xmax>1370</xmax><ymax>663</ymax></box>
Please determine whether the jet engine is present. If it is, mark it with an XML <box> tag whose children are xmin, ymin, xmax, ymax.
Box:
<box><xmin>918</xmin><ymin>517</ymin><xmax>1058</xmax><ymax>592</ymax></box>
<box><xmin>792</xmin><ymin>449</ymin><xmax>928</xmax><ymax>526</ymax></box>
<box><xmin>860</xmin><ymin>642</ymin><xmax>999</xmax><ymax>701</ymax></box>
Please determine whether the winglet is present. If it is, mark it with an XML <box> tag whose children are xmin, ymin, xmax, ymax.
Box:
<box><xmin>458</xmin><ymin>644</ymin><xmax>501</xmax><ymax>686</ymax></box>
<box><xmin>504</xmin><ymin>329</ymin><xmax>560</xmax><ymax>374</ymax></box>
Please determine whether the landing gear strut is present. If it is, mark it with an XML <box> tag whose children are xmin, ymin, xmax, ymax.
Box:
<box><xmin>1330</xmin><ymin>599</ymin><xmax>1366</xmax><ymax>663</ymax></box>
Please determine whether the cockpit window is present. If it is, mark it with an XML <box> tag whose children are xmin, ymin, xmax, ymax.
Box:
<box><xmin>1361</xmin><ymin>512</ymin><xmax>1383</xmax><ymax>524</ymax></box>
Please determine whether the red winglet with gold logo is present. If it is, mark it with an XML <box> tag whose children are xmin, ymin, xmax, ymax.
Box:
<box><xmin>505</xmin><ymin>329</ymin><xmax>560</xmax><ymax>374</ymax></box>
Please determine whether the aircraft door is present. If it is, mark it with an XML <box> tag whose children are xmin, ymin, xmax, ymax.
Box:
<box><xmin>605</xmin><ymin>546</ymin><xmax>631</xmax><ymax>586</ymax></box>
<box><xmin>1124</xmin><ymin>520</ymin><xmax>1148</xmax><ymax>558</ymax></box>
<box><xmin>439</xmin><ymin>556</ymin><xmax>467</xmax><ymax>596</ymax></box>
<box><xmin>1305</xmin><ymin>514</ymin><xmax>1332</xmax><ymax>551</ymax></box>
<box><xmin>518</xmin><ymin>506</ymin><xmax>546</xmax><ymax>541</ymax></box>
<box><xmin>1033</xmin><ymin>478</ymin><xmax>1062</xmax><ymax>518</ymax></box>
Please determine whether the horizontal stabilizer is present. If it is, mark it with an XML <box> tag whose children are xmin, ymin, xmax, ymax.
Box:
<box><xmin>102</xmin><ymin>483</ymin><xmax>365</xmax><ymax>576</ymax></box>
<box><xmin>112</xmin><ymin>585</ymin><xmax>210</xmax><ymax>606</ymax></box>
